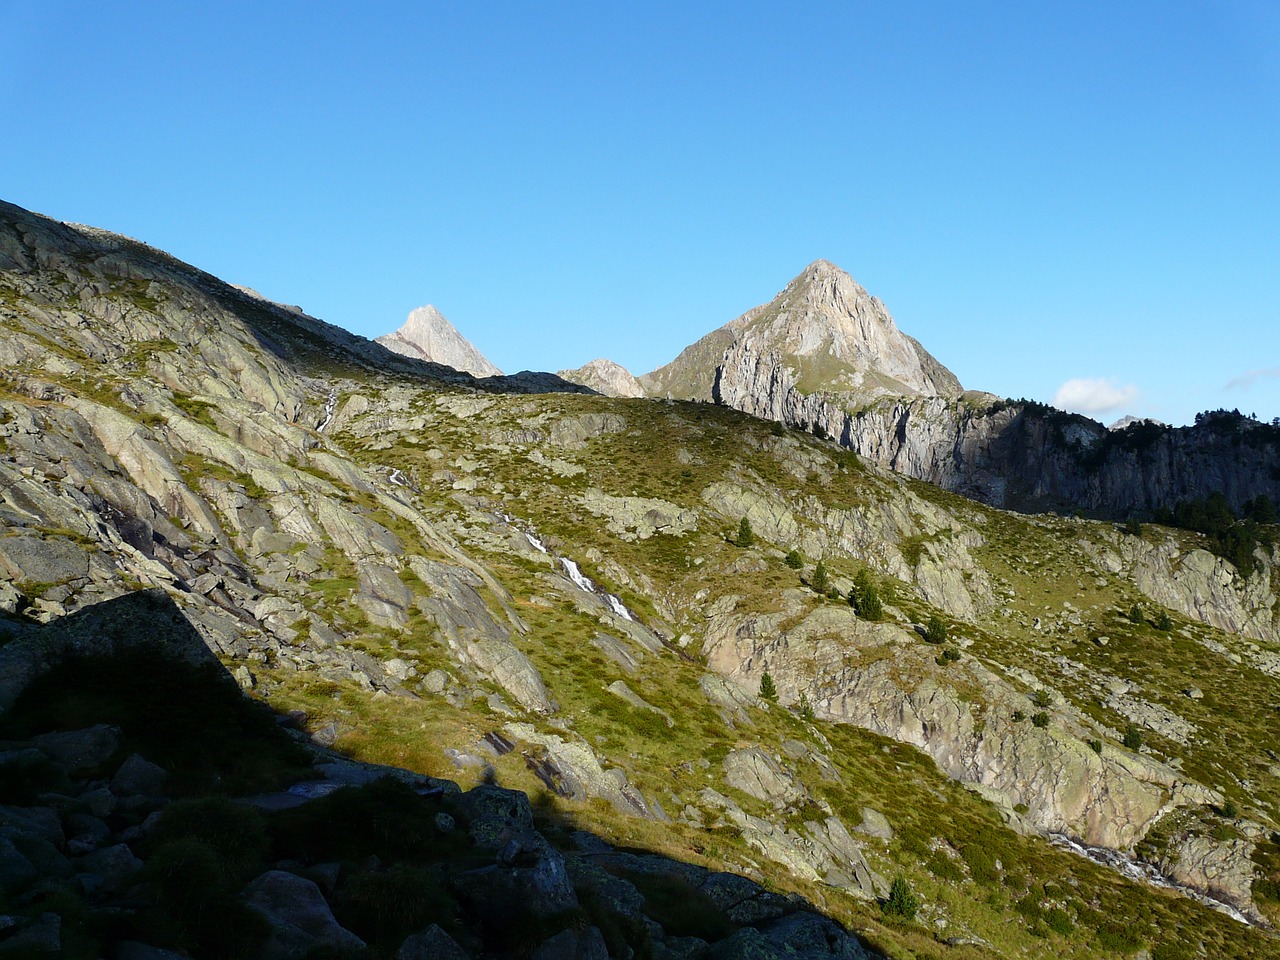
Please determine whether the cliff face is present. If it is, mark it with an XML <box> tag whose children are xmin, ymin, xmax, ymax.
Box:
<box><xmin>708</xmin><ymin>332</ymin><xmax>1280</xmax><ymax>519</ymax></box>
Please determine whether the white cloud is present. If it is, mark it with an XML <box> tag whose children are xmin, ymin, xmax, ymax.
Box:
<box><xmin>1225</xmin><ymin>367</ymin><xmax>1280</xmax><ymax>391</ymax></box>
<box><xmin>1052</xmin><ymin>377</ymin><xmax>1139</xmax><ymax>415</ymax></box>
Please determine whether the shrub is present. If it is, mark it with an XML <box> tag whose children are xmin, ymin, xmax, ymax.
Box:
<box><xmin>1128</xmin><ymin>604</ymin><xmax>1145</xmax><ymax>625</ymax></box>
<box><xmin>924</xmin><ymin>616</ymin><xmax>947</xmax><ymax>644</ymax></box>
<box><xmin>758</xmin><ymin>672</ymin><xmax>778</xmax><ymax>703</ymax></box>
<box><xmin>1123</xmin><ymin>724</ymin><xmax>1144</xmax><ymax>751</ymax></box>
<box><xmin>1221</xmin><ymin>799</ymin><xmax>1239</xmax><ymax>819</ymax></box>
<box><xmin>1031</xmin><ymin>712</ymin><xmax>1050</xmax><ymax>728</ymax></box>
<box><xmin>735</xmin><ymin>516</ymin><xmax>754</xmax><ymax>547</ymax></box>
<box><xmin>1154</xmin><ymin>610</ymin><xmax>1173</xmax><ymax>631</ymax></box>
<box><xmin>1030</xmin><ymin>689</ymin><xmax>1052</xmax><ymax>708</ymax></box>
<box><xmin>1011</xmin><ymin>710</ymin><xmax>1026</xmax><ymax>723</ymax></box>
<box><xmin>149</xmin><ymin>798</ymin><xmax>268</xmax><ymax>883</ymax></box>
<box><xmin>881</xmin><ymin>876</ymin><xmax>919</xmax><ymax>920</ymax></box>
<box><xmin>796</xmin><ymin>691</ymin><xmax>814</xmax><ymax>721</ymax></box>
<box><xmin>1088</xmin><ymin>739</ymin><xmax>1103</xmax><ymax>754</ymax></box>
<box><xmin>1123</xmin><ymin>517</ymin><xmax>1143</xmax><ymax>537</ymax></box>
<box><xmin>784</xmin><ymin>549</ymin><xmax>803</xmax><ymax>569</ymax></box>
<box><xmin>936</xmin><ymin>648</ymin><xmax>961</xmax><ymax>666</ymax></box>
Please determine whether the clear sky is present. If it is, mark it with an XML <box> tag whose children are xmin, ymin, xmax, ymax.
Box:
<box><xmin>3</xmin><ymin>1</ymin><xmax>1277</xmax><ymax>426</ymax></box>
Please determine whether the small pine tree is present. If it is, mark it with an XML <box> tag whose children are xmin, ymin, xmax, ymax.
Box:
<box><xmin>1128</xmin><ymin>603</ymin><xmax>1145</xmax><ymax>625</ymax></box>
<box><xmin>811</xmin><ymin>560</ymin><xmax>829</xmax><ymax>596</ymax></box>
<box><xmin>850</xmin><ymin>568</ymin><xmax>883</xmax><ymax>621</ymax></box>
<box><xmin>797</xmin><ymin>691</ymin><xmax>814</xmax><ymax>721</ymax></box>
<box><xmin>784</xmin><ymin>549</ymin><xmax>804</xmax><ymax>569</ymax></box>
<box><xmin>758</xmin><ymin>672</ymin><xmax>778</xmax><ymax>702</ymax></box>
<box><xmin>882</xmin><ymin>876</ymin><xmax>919</xmax><ymax>920</ymax></box>
<box><xmin>736</xmin><ymin>516</ymin><xmax>755</xmax><ymax>547</ymax></box>
<box><xmin>1154</xmin><ymin>610</ymin><xmax>1173</xmax><ymax>631</ymax></box>
<box><xmin>924</xmin><ymin>615</ymin><xmax>947</xmax><ymax>644</ymax></box>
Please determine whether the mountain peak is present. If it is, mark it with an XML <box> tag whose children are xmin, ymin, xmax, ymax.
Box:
<box><xmin>556</xmin><ymin>358</ymin><xmax>645</xmax><ymax>398</ymax></box>
<box><xmin>640</xmin><ymin>260</ymin><xmax>960</xmax><ymax>404</ymax></box>
<box><xmin>376</xmin><ymin>305</ymin><xmax>502</xmax><ymax>378</ymax></box>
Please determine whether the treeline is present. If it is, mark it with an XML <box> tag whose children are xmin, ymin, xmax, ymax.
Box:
<box><xmin>1151</xmin><ymin>493</ymin><xmax>1277</xmax><ymax>577</ymax></box>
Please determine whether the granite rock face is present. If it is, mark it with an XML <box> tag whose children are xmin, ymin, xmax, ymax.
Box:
<box><xmin>376</xmin><ymin>304</ymin><xmax>502</xmax><ymax>377</ymax></box>
<box><xmin>642</xmin><ymin>260</ymin><xmax>960</xmax><ymax>404</ymax></box>
<box><xmin>557</xmin><ymin>358</ymin><xmax>645</xmax><ymax>398</ymax></box>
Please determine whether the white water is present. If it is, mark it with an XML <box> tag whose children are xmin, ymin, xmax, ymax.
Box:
<box><xmin>317</xmin><ymin>389</ymin><xmax>338</xmax><ymax>433</ymax></box>
<box><xmin>1048</xmin><ymin>833</ymin><xmax>1252</xmax><ymax>926</ymax></box>
<box><xmin>561</xmin><ymin>557</ymin><xmax>596</xmax><ymax>592</ymax></box>
<box><xmin>497</xmin><ymin>512</ymin><xmax>637</xmax><ymax>621</ymax></box>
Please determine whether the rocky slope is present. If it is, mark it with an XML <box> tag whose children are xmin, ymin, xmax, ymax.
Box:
<box><xmin>376</xmin><ymin>304</ymin><xmax>503</xmax><ymax>377</ymax></box>
<box><xmin>1</xmin><ymin>198</ymin><xmax>1278</xmax><ymax>959</ymax></box>
<box><xmin>557</xmin><ymin>358</ymin><xmax>645</xmax><ymax>398</ymax></box>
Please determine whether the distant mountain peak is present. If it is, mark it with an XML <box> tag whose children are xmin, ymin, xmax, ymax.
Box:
<box><xmin>376</xmin><ymin>305</ymin><xmax>502</xmax><ymax>378</ymax></box>
<box><xmin>641</xmin><ymin>260</ymin><xmax>960</xmax><ymax>403</ymax></box>
<box><xmin>556</xmin><ymin>358</ymin><xmax>644</xmax><ymax>398</ymax></box>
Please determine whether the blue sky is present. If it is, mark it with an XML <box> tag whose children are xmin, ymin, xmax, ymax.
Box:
<box><xmin>3</xmin><ymin>1</ymin><xmax>1277</xmax><ymax>425</ymax></box>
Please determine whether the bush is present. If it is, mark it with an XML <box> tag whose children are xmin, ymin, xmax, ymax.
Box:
<box><xmin>1123</xmin><ymin>724</ymin><xmax>1144</xmax><ymax>751</ymax></box>
<box><xmin>784</xmin><ymin>549</ymin><xmax>803</xmax><ymax>569</ymax></box>
<box><xmin>1011</xmin><ymin>710</ymin><xmax>1026</xmax><ymax>722</ymax></box>
<box><xmin>1127</xmin><ymin>604</ymin><xmax>1145</xmax><ymax>625</ymax></box>
<box><xmin>1031</xmin><ymin>712</ymin><xmax>1050</xmax><ymax>728</ymax></box>
<box><xmin>1088</xmin><ymin>739</ymin><xmax>1103</xmax><ymax>754</ymax></box>
<box><xmin>795</xmin><ymin>691</ymin><xmax>814</xmax><ymax>721</ymax></box>
<box><xmin>936</xmin><ymin>648</ymin><xmax>961</xmax><ymax>666</ymax></box>
<box><xmin>1154</xmin><ymin>611</ymin><xmax>1173</xmax><ymax>631</ymax></box>
<box><xmin>735</xmin><ymin>516</ymin><xmax>754</xmax><ymax>547</ymax></box>
<box><xmin>149</xmin><ymin>798</ymin><xmax>268</xmax><ymax>883</ymax></box>
<box><xmin>1030</xmin><ymin>689</ymin><xmax>1052</xmax><ymax>708</ymax></box>
<box><xmin>881</xmin><ymin>876</ymin><xmax>919</xmax><ymax>920</ymax></box>
<box><xmin>924</xmin><ymin>616</ymin><xmax>947</xmax><ymax>644</ymax></box>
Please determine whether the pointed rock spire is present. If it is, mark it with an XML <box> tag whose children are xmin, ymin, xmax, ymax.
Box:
<box><xmin>376</xmin><ymin>305</ymin><xmax>502</xmax><ymax>378</ymax></box>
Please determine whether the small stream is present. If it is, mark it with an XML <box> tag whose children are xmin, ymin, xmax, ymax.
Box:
<box><xmin>317</xmin><ymin>389</ymin><xmax>338</xmax><ymax>433</ymax></box>
<box><xmin>1048</xmin><ymin>833</ymin><xmax>1253</xmax><ymax>926</ymax></box>
<box><xmin>498</xmin><ymin>512</ymin><xmax>636</xmax><ymax>621</ymax></box>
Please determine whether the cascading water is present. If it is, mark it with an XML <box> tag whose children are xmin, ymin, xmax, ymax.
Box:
<box><xmin>498</xmin><ymin>513</ymin><xmax>636</xmax><ymax>621</ymax></box>
<box><xmin>317</xmin><ymin>389</ymin><xmax>338</xmax><ymax>433</ymax></box>
<box><xmin>1048</xmin><ymin>833</ymin><xmax>1252</xmax><ymax>925</ymax></box>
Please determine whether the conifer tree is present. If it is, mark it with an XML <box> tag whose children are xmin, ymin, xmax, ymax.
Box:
<box><xmin>736</xmin><ymin>516</ymin><xmax>754</xmax><ymax>547</ymax></box>
<box><xmin>811</xmin><ymin>560</ymin><xmax>829</xmax><ymax>596</ymax></box>
<box><xmin>758</xmin><ymin>672</ymin><xmax>778</xmax><ymax>702</ymax></box>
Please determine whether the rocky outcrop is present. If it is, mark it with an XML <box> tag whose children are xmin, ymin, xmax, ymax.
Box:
<box><xmin>557</xmin><ymin>358</ymin><xmax>644</xmax><ymax>398</ymax></box>
<box><xmin>376</xmin><ymin>304</ymin><xmax>502</xmax><ymax>377</ymax></box>
<box><xmin>702</xmin><ymin>593</ymin><xmax>1217</xmax><ymax>851</ymax></box>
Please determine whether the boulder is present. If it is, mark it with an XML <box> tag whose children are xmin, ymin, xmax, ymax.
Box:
<box><xmin>31</xmin><ymin>725</ymin><xmax>120</xmax><ymax>777</ymax></box>
<box><xmin>397</xmin><ymin>923</ymin><xmax>472</xmax><ymax>960</ymax></box>
<box><xmin>243</xmin><ymin>870</ymin><xmax>366</xmax><ymax>960</ymax></box>
<box><xmin>531</xmin><ymin>926</ymin><xmax>609</xmax><ymax>960</ymax></box>
<box><xmin>722</xmin><ymin>747</ymin><xmax>807</xmax><ymax>810</ymax></box>
<box><xmin>110</xmin><ymin>754</ymin><xmax>169</xmax><ymax>797</ymax></box>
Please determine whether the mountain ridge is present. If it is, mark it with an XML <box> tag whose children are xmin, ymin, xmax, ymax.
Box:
<box><xmin>1</xmin><ymin>197</ymin><xmax>1278</xmax><ymax>958</ymax></box>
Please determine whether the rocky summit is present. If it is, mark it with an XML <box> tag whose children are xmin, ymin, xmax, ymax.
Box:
<box><xmin>0</xmin><ymin>197</ymin><xmax>1279</xmax><ymax>960</ymax></box>
<box><xmin>640</xmin><ymin>259</ymin><xmax>962</xmax><ymax>406</ymax></box>
<box><xmin>557</xmin><ymin>358</ymin><xmax>645</xmax><ymax>398</ymax></box>
<box><xmin>376</xmin><ymin>304</ymin><xmax>503</xmax><ymax>378</ymax></box>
